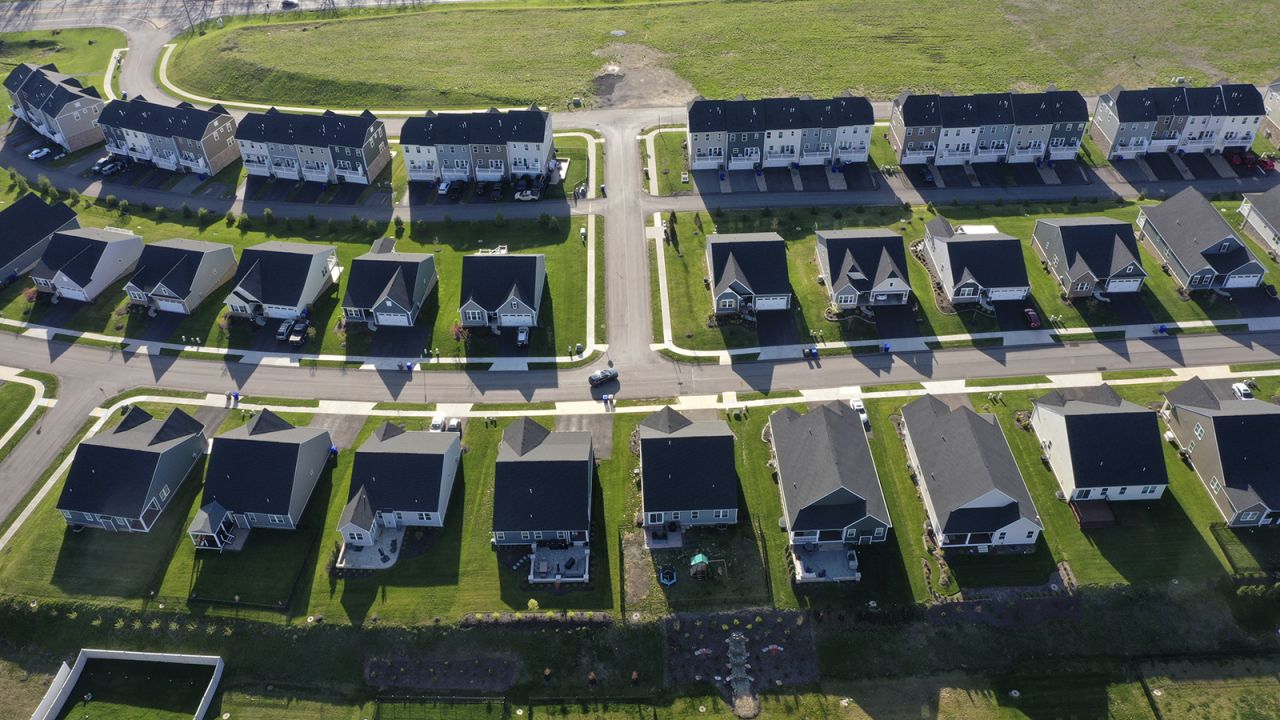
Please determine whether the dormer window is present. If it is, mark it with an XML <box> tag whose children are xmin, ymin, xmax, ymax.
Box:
<box><xmin>511</xmin><ymin>299</ymin><xmax>518</xmax><ymax>308</ymax></box>
<box><xmin>1220</xmin><ymin>240</ymin><xmax>1232</xmax><ymax>252</ymax></box>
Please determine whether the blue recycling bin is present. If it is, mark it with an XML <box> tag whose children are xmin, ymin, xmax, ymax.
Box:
<box><xmin>883</xmin><ymin>343</ymin><xmax>891</xmax><ymax>353</ymax></box>
<box><xmin>719</xmin><ymin>171</ymin><xmax>726</xmax><ymax>181</ymax></box>
<box><xmin>1158</xmin><ymin>324</ymin><xmax>1169</xmax><ymax>334</ymax></box>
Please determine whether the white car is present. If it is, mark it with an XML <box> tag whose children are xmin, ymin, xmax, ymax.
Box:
<box><xmin>436</xmin><ymin>181</ymin><xmax>452</xmax><ymax>196</ymax></box>
<box><xmin>27</xmin><ymin>147</ymin><xmax>51</xmax><ymax>161</ymax></box>
<box><xmin>514</xmin><ymin>190</ymin><xmax>537</xmax><ymax>202</ymax></box>
<box><xmin>850</xmin><ymin>399</ymin><xmax>869</xmax><ymax>427</ymax></box>
<box><xmin>1232</xmin><ymin>382</ymin><xmax>1254</xmax><ymax>400</ymax></box>
<box><xmin>429</xmin><ymin>418</ymin><xmax>445</xmax><ymax>432</ymax></box>
<box><xmin>516</xmin><ymin>326</ymin><xmax>529</xmax><ymax>347</ymax></box>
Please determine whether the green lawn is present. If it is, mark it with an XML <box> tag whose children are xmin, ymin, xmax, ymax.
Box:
<box><xmin>0</xmin><ymin>381</ymin><xmax>36</xmax><ymax>442</ymax></box>
<box><xmin>1099</xmin><ymin>368</ymin><xmax>1177</xmax><ymax>381</ymax></box>
<box><xmin>975</xmin><ymin>384</ymin><xmax>1233</xmax><ymax>587</ymax></box>
<box><xmin>1142</xmin><ymin>657</ymin><xmax>1280</xmax><ymax>720</ymax></box>
<box><xmin>0</xmin><ymin>183</ymin><xmax>593</xmax><ymax>360</ymax></box>
<box><xmin>965</xmin><ymin>375</ymin><xmax>1051</xmax><ymax>388</ymax></box>
<box><xmin>0</xmin><ymin>28</ymin><xmax>124</xmax><ymax>124</ymax></box>
<box><xmin>54</xmin><ymin>659</ymin><xmax>212</xmax><ymax>720</ymax></box>
<box><xmin>166</xmin><ymin>0</ymin><xmax>1280</xmax><ymax>109</ymax></box>
<box><xmin>647</xmin><ymin>130</ymin><xmax>690</xmax><ymax>196</ymax></box>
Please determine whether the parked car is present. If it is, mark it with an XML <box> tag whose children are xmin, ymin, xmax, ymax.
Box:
<box><xmin>436</xmin><ymin>180</ymin><xmax>452</xmax><ymax>196</ymax></box>
<box><xmin>489</xmin><ymin>184</ymin><xmax>503</xmax><ymax>201</ymax></box>
<box><xmin>27</xmin><ymin>147</ymin><xmax>51</xmax><ymax>161</ymax></box>
<box><xmin>275</xmin><ymin>319</ymin><xmax>294</xmax><ymax>341</ymax></box>
<box><xmin>281</xmin><ymin>0</ymin><xmax>300</xmax><ymax>8</ymax></box>
<box><xmin>514</xmin><ymin>190</ymin><xmax>537</xmax><ymax>201</ymax></box>
<box><xmin>920</xmin><ymin>167</ymin><xmax>935</xmax><ymax>185</ymax></box>
<box><xmin>91</xmin><ymin>155</ymin><xmax>114</xmax><ymax>174</ymax></box>
<box><xmin>849</xmin><ymin>399</ymin><xmax>869</xmax><ymax>427</ymax></box>
<box><xmin>474</xmin><ymin>182</ymin><xmax>489</xmax><ymax>198</ymax></box>
<box><xmin>1232</xmin><ymin>382</ymin><xmax>1254</xmax><ymax>400</ymax></box>
<box><xmin>287</xmin><ymin>320</ymin><xmax>310</xmax><ymax>347</ymax></box>
<box><xmin>446</xmin><ymin>182</ymin><xmax>465</xmax><ymax>201</ymax></box>
<box><xmin>1023</xmin><ymin>308</ymin><xmax>1042</xmax><ymax>329</ymax></box>
<box><xmin>429</xmin><ymin>418</ymin><xmax>445</xmax><ymax>432</ymax></box>
<box><xmin>99</xmin><ymin>161</ymin><xmax>125</xmax><ymax>177</ymax></box>
<box><xmin>516</xmin><ymin>326</ymin><xmax>529</xmax><ymax>347</ymax></box>
<box><xmin>446</xmin><ymin>418</ymin><xmax>462</xmax><ymax>434</ymax></box>
<box><xmin>588</xmin><ymin>368</ymin><xmax>619</xmax><ymax>387</ymax></box>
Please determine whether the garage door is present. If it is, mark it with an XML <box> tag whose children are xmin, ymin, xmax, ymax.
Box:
<box><xmin>153</xmin><ymin>298</ymin><xmax>188</xmax><ymax>314</ymax></box>
<box><xmin>375</xmin><ymin>311</ymin><xmax>410</xmax><ymax>327</ymax></box>
<box><xmin>500</xmin><ymin>313</ymin><xmax>533</xmax><ymax>327</ymax></box>
<box><xmin>1106</xmin><ymin>278</ymin><xmax>1144</xmax><ymax>293</ymax></box>
<box><xmin>1225</xmin><ymin>274</ymin><xmax>1262</xmax><ymax>289</ymax></box>
<box><xmin>987</xmin><ymin>287</ymin><xmax>1027</xmax><ymax>301</ymax></box>
<box><xmin>754</xmin><ymin>295</ymin><xmax>790</xmax><ymax>311</ymax></box>
<box><xmin>58</xmin><ymin>287</ymin><xmax>87</xmax><ymax>302</ymax></box>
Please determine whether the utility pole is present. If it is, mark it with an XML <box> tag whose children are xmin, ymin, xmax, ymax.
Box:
<box><xmin>178</xmin><ymin>0</ymin><xmax>199</xmax><ymax>35</ymax></box>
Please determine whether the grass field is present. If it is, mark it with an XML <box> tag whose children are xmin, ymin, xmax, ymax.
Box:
<box><xmin>166</xmin><ymin>1</ymin><xmax>1280</xmax><ymax>110</ymax></box>
<box><xmin>0</xmin><ymin>180</ymin><xmax>592</xmax><ymax>359</ymax></box>
<box><xmin>646</xmin><ymin>129</ymin><xmax>691</xmax><ymax>196</ymax></box>
<box><xmin>0</xmin><ymin>28</ymin><xmax>124</xmax><ymax>123</ymax></box>
<box><xmin>0</xmin><ymin>381</ymin><xmax>36</xmax><ymax>442</ymax></box>
<box><xmin>54</xmin><ymin>659</ymin><xmax>212</xmax><ymax>720</ymax></box>
<box><xmin>1141</xmin><ymin>657</ymin><xmax>1280</xmax><ymax>720</ymax></box>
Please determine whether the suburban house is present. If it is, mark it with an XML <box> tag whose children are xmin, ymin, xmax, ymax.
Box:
<box><xmin>769</xmin><ymin>403</ymin><xmax>891</xmax><ymax>583</ymax></box>
<box><xmin>1032</xmin><ymin>217</ymin><xmax>1146</xmax><ymax>298</ymax></box>
<box><xmin>637</xmin><ymin>407</ymin><xmax>738</xmax><ymax>549</ymax></box>
<box><xmin>31</xmin><ymin>227</ymin><xmax>144</xmax><ymax>303</ymax></box>
<box><xmin>1091</xmin><ymin>84</ymin><xmax>1266</xmax><ymax>159</ymax></box>
<box><xmin>56</xmin><ymin>407</ymin><xmax>206</xmax><ymax>533</ymax></box>
<box><xmin>457</xmin><ymin>249</ymin><xmax>545</xmax><ymax>329</ymax></box>
<box><xmin>1162</xmin><ymin>377</ymin><xmax>1280</xmax><ymax>527</ymax></box>
<box><xmin>335</xmin><ymin>422</ymin><xmax>461</xmax><ymax>569</ymax></box>
<box><xmin>1031</xmin><ymin>385</ymin><xmax>1168</xmax><ymax>507</ymax></box>
<box><xmin>1239</xmin><ymin>185</ymin><xmax>1280</xmax><ymax>252</ymax></box>
<box><xmin>400</xmin><ymin>106</ymin><xmax>554</xmax><ymax>183</ymax></box>
<box><xmin>188</xmin><ymin>410</ymin><xmax>333</xmax><ymax>551</ymax></box>
<box><xmin>3</xmin><ymin>62</ymin><xmax>104</xmax><ymax>152</ymax></box>
<box><xmin>814</xmin><ymin>229</ymin><xmax>910</xmax><ymax>311</ymax></box>
<box><xmin>0</xmin><ymin>193</ymin><xmax>78</xmax><ymax>282</ymax></box>
<box><xmin>686</xmin><ymin>94</ymin><xmax>875</xmax><ymax>171</ymax></box>
<box><xmin>224</xmin><ymin>241</ymin><xmax>339</xmax><ymax>322</ymax></box>
<box><xmin>124</xmin><ymin>239</ymin><xmax>237</xmax><ymax>316</ymax></box>
<box><xmin>97</xmin><ymin>96</ymin><xmax>240</xmax><ymax>176</ymax></box>
<box><xmin>901</xmin><ymin>395</ymin><xmax>1042</xmax><ymax>552</ymax></box>
<box><xmin>341</xmin><ymin>237</ymin><xmax>437</xmax><ymax>329</ymax></box>
<box><xmin>923</xmin><ymin>218</ymin><xmax>1030</xmax><ymax>305</ymax></box>
<box><xmin>706</xmin><ymin>232</ymin><xmax>792</xmax><ymax>316</ymax></box>
<box><xmin>889</xmin><ymin>89</ymin><xmax>1087</xmax><ymax>165</ymax></box>
<box><xmin>235</xmin><ymin>107</ymin><xmax>390</xmax><ymax>185</ymax></box>
<box><xmin>1264</xmin><ymin>79</ymin><xmax>1280</xmax><ymax>141</ymax></box>
<box><xmin>490</xmin><ymin>419</ymin><xmax>595</xmax><ymax>584</ymax></box>
<box><xmin>1137</xmin><ymin>188</ymin><xmax>1265</xmax><ymax>291</ymax></box>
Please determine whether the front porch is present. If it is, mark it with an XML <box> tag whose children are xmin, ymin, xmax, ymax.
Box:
<box><xmin>529</xmin><ymin>543</ymin><xmax>589</xmax><ymax>584</ymax></box>
<box><xmin>336</xmin><ymin>527</ymin><xmax>404</xmax><ymax>570</ymax></box>
<box><xmin>188</xmin><ymin>502</ymin><xmax>250</xmax><ymax>552</ymax></box>
<box><xmin>791</xmin><ymin>544</ymin><xmax>862</xmax><ymax>583</ymax></box>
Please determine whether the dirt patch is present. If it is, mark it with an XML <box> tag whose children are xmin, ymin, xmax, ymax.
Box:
<box><xmin>622</xmin><ymin>530</ymin><xmax>652</xmax><ymax>610</ymax></box>
<box><xmin>591</xmin><ymin>43</ymin><xmax>697</xmax><ymax>109</ymax></box>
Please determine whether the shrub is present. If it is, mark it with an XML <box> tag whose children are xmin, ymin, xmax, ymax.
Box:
<box><xmin>181</xmin><ymin>203</ymin><xmax>193</xmax><ymax>218</ymax></box>
<box><xmin>237</xmin><ymin>213</ymin><xmax>251</xmax><ymax>230</ymax></box>
<box><xmin>538</xmin><ymin>212</ymin><xmax>552</xmax><ymax>228</ymax></box>
<box><xmin>138</xmin><ymin>202</ymin><xmax>150</xmax><ymax>214</ymax></box>
<box><xmin>197</xmin><ymin>207</ymin><xmax>211</xmax><ymax>225</ymax></box>
<box><xmin>307</xmin><ymin>214</ymin><xmax>317</xmax><ymax>229</ymax></box>
<box><xmin>262</xmin><ymin>208</ymin><xmax>274</xmax><ymax>226</ymax></box>
<box><xmin>494</xmin><ymin>212</ymin><xmax>506</xmax><ymax>227</ymax></box>
<box><xmin>117</xmin><ymin>199</ymin><xmax>130</xmax><ymax>216</ymax></box>
<box><xmin>67</xmin><ymin>188</ymin><xmax>80</xmax><ymax>205</ymax></box>
<box><xmin>153</xmin><ymin>205</ymin><xmax>166</xmax><ymax>219</ymax></box>
<box><xmin>225</xmin><ymin>210</ymin><xmax>235</xmax><ymax>227</ymax></box>
<box><xmin>350</xmin><ymin>214</ymin><xmax>361</xmax><ymax>229</ymax></box>
<box><xmin>104</xmin><ymin>194</ymin><xmax>118</xmax><ymax>209</ymax></box>
<box><xmin>365</xmin><ymin>218</ymin><xmax>380</xmax><ymax>234</ymax></box>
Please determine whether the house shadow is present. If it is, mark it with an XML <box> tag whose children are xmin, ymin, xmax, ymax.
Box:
<box><xmin>1134</xmin><ymin>334</ymin><xmax>1186</xmax><ymax>368</ymax></box>
<box><xmin>944</xmin><ymin>539</ymin><xmax>1059</xmax><ymax>591</ymax></box>
<box><xmin>332</xmin><ymin>462</ymin><xmax>468</xmax><ymax>627</ymax></box>
<box><xmin>496</xmin><ymin>467</ymin><xmax>614</xmax><ymax>612</ymax></box>
<box><xmin>789</xmin><ymin>529</ymin><xmax>917</xmax><ymax>611</ymax></box>
<box><xmin>1085</xmin><ymin>497</ymin><xmax>1225</xmax><ymax>585</ymax></box>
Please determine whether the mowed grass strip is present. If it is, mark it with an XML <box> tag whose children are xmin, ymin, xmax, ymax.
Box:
<box><xmin>168</xmin><ymin>0</ymin><xmax>1280</xmax><ymax>109</ymax></box>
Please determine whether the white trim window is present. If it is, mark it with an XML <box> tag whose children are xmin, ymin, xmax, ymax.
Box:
<box><xmin>718</xmin><ymin>298</ymin><xmax>736</xmax><ymax>309</ymax></box>
<box><xmin>494</xmin><ymin>531</ymin><xmax>506</xmax><ymax>541</ymax></box>
<box><xmin>713</xmin><ymin>509</ymin><xmax>730</xmax><ymax>520</ymax></box>
<box><xmin>647</xmin><ymin>512</ymin><xmax>663</xmax><ymax>525</ymax></box>
<box><xmin>464</xmin><ymin>309</ymin><xmax>485</xmax><ymax>323</ymax></box>
<box><xmin>836</xmin><ymin>293</ymin><xmax>856</xmax><ymax>305</ymax></box>
<box><xmin>1241</xmin><ymin>511</ymin><xmax>1260</xmax><ymax>522</ymax></box>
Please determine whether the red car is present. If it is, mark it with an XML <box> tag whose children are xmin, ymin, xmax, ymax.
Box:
<box><xmin>1259</xmin><ymin>157</ymin><xmax>1275</xmax><ymax>173</ymax></box>
<box><xmin>1023</xmin><ymin>308</ymin><xmax>1042</xmax><ymax>329</ymax></box>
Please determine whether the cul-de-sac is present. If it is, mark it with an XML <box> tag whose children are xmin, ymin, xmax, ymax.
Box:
<box><xmin>3</xmin><ymin>1</ymin><xmax>1280</xmax><ymax>718</ymax></box>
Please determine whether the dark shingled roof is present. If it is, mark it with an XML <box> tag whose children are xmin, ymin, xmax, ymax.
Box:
<box><xmin>201</xmin><ymin>410</ymin><xmax>329</xmax><ymax>516</ymax></box>
<box><xmin>0</xmin><ymin>193</ymin><xmax>76</xmax><ymax>273</ymax></box>
<box><xmin>1106</xmin><ymin>86</ymin><xmax>1159</xmax><ymax>122</ymax></box>
<box><xmin>32</xmin><ymin>228</ymin><xmax>138</xmax><ymax>287</ymax></box>
<box><xmin>1244</xmin><ymin>185</ymin><xmax>1280</xmax><ymax>228</ymax></box>
<box><xmin>687</xmin><ymin>97</ymin><xmax>727</xmax><ymax>133</ymax></box>
<box><xmin>1141</xmin><ymin>188</ymin><xmax>1257</xmax><ymax>275</ymax></box>
<box><xmin>1034</xmin><ymin>385</ymin><xmax>1167</xmax><ymax>490</ymax></box>
<box><xmin>228</xmin><ymin>241</ymin><xmax>334</xmax><ymax>308</ymax></box>
<box><xmin>1045</xmin><ymin>90</ymin><xmax>1089</xmax><ymax>123</ymax></box>
<box><xmin>895</xmin><ymin>91</ymin><xmax>941</xmax><ymax>126</ymax></box>
<box><xmin>128</xmin><ymin>239</ymin><xmax>233</xmax><ymax>300</ymax></box>
<box><xmin>939</xmin><ymin>93</ymin><xmax>1013</xmax><ymax>127</ymax></box>
<box><xmin>401</xmin><ymin>107</ymin><xmax>548</xmax><ymax>146</ymax></box>
<box><xmin>1148</xmin><ymin>86</ymin><xmax>1190</xmax><ymax>116</ymax></box>
<box><xmin>235</xmin><ymin>108</ymin><xmax>380</xmax><ymax>148</ymax></box>
<box><xmin>638</xmin><ymin>408</ymin><xmax>737</xmax><ymax>513</ymax></box>
<box><xmin>1034</xmin><ymin>217</ymin><xmax>1143</xmax><ymax>280</ymax></box>
<box><xmin>6</xmin><ymin>63</ymin><xmax>100</xmax><ymax>113</ymax></box>
<box><xmin>927</xmin><ymin>222</ymin><xmax>1029</xmax><ymax>289</ymax></box>
<box><xmin>770</xmin><ymin>403</ymin><xmax>890</xmax><ymax>533</ymax></box>
<box><xmin>492</xmin><ymin>420</ymin><xmax>593</xmax><ymax>533</ymax></box>
<box><xmin>338</xmin><ymin>486</ymin><xmax>376</xmax><ymax>533</ymax></box>
<box><xmin>57</xmin><ymin>408</ymin><xmax>204</xmax><ymax>517</ymax></box>
<box><xmin>346</xmin><ymin>422</ymin><xmax>456</xmax><ymax>516</ymax></box>
<box><xmin>902</xmin><ymin>395</ymin><xmax>1039</xmax><ymax>535</ymax></box>
<box><xmin>342</xmin><ymin>246</ymin><xmax>435</xmax><ymax>313</ymax></box>
<box><xmin>459</xmin><ymin>253</ymin><xmax>543</xmax><ymax>312</ymax></box>
<box><xmin>707</xmin><ymin>233</ymin><xmax>791</xmax><ymax>297</ymax></box>
<box><xmin>1219</xmin><ymin>83</ymin><xmax>1265</xmax><ymax>115</ymax></box>
<box><xmin>99</xmin><ymin>96</ymin><xmax>231</xmax><ymax>141</ymax></box>
<box><xmin>816</xmin><ymin>229</ymin><xmax>909</xmax><ymax>296</ymax></box>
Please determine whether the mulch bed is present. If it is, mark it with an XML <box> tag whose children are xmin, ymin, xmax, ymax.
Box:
<box><xmin>664</xmin><ymin>610</ymin><xmax>817</xmax><ymax>701</ymax></box>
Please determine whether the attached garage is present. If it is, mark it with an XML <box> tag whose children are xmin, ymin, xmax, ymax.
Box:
<box><xmin>499</xmin><ymin>313</ymin><xmax>533</xmax><ymax>327</ymax></box>
<box><xmin>754</xmin><ymin>295</ymin><xmax>791</xmax><ymax>311</ymax></box>
<box><xmin>375</xmin><ymin>311</ymin><xmax>411</xmax><ymax>327</ymax></box>
<box><xmin>987</xmin><ymin>287</ymin><xmax>1028</xmax><ymax>301</ymax></box>
<box><xmin>1106</xmin><ymin>277</ymin><xmax>1144</xmax><ymax>293</ymax></box>
<box><xmin>57</xmin><ymin>286</ymin><xmax>88</xmax><ymax>302</ymax></box>
<box><xmin>153</xmin><ymin>297</ymin><xmax>189</xmax><ymax>314</ymax></box>
<box><xmin>1225</xmin><ymin>274</ymin><xmax>1262</xmax><ymax>289</ymax></box>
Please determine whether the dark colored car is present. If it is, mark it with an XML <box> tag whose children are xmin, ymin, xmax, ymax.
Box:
<box><xmin>588</xmin><ymin>368</ymin><xmax>619</xmax><ymax>387</ymax></box>
<box><xmin>287</xmin><ymin>320</ymin><xmax>310</xmax><ymax>346</ymax></box>
<box><xmin>1023</xmin><ymin>308</ymin><xmax>1042</xmax><ymax>329</ymax></box>
<box><xmin>446</xmin><ymin>182</ymin><xmax>465</xmax><ymax>201</ymax></box>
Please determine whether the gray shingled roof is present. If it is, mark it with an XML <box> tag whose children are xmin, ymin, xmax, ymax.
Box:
<box><xmin>346</xmin><ymin>422</ymin><xmax>456</xmax><ymax>515</ymax></box>
<box><xmin>638</xmin><ymin>408</ymin><xmax>737</xmax><ymax>513</ymax></box>
<box><xmin>1245</xmin><ymin>186</ymin><xmax>1280</xmax><ymax>228</ymax></box>
<box><xmin>770</xmin><ymin>403</ymin><xmax>890</xmax><ymax>532</ymax></box>
<box><xmin>458</xmin><ymin>253</ymin><xmax>542</xmax><ymax>312</ymax></box>
<box><xmin>236</xmin><ymin>108</ymin><xmax>379</xmax><ymax>149</ymax></box>
<box><xmin>99</xmin><ymin>96</ymin><xmax>230</xmax><ymax>141</ymax></box>
<box><xmin>1141</xmin><ymin>188</ymin><xmax>1258</xmax><ymax>275</ymax></box>
<box><xmin>816</xmin><ymin>229</ymin><xmax>909</xmax><ymax>295</ymax></box>
<box><xmin>0</xmin><ymin>193</ymin><xmax>76</xmax><ymax>274</ymax></box>
<box><xmin>342</xmin><ymin>248</ymin><xmax>435</xmax><ymax>313</ymax></box>
<box><xmin>201</xmin><ymin>410</ymin><xmax>330</xmax><ymax>516</ymax></box>
<box><xmin>128</xmin><ymin>239</ymin><xmax>233</xmax><ymax>300</ymax></box>
<box><xmin>31</xmin><ymin>228</ymin><xmax>138</xmax><ymax>287</ymax></box>
<box><xmin>401</xmin><ymin>106</ymin><xmax>548</xmax><ymax>146</ymax></box>
<box><xmin>228</xmin><ymin>241</ymin><xmax>334</xmax><ymax>308</ymax></box>
<box><xmin>1035</xmin><ymin>217</ymin><xmax>1143</xmax><ymax>281</ymax></box>
<box><xmin>707</xmin><ymin>233</ymin><xmax>791</xmax><ymax>297</ymax></box>
<box><xmin>927</xmin><ymin>221</ymin><xmax>1029</xmax><ymax>290</ymax></box>
<box><xmin>1034</xmin><ymin>385</ymin><xmax>1167</xmax><ymax>490</ymax></box>
<box><xmin>492</xmin><ymin>419</ymin><xmax>593</xmax><ymax>533</ymax></box>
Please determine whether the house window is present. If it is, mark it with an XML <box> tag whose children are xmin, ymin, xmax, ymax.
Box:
<box><xmin>956</xmin><ymin>286</ymin><xmax>977</xmax><ymax>297</ymax></box>
<box><xmin>417</xmin><ymin>513</ymin><xmax>431</xmax><ymax>521</ymax></box>
<box><xmin>1074</xmin><ymin>282</ymin><xmax>1091</xmax><ymax>292</ymax></box>
<box><xmin>1141</xmin><ymin>485</ymin><xmax>1157</xmax><ymax>495</ymax></box>
<box><xmin>836</xmin><ymin>294</ymin><xmax>856</xmax><ymax>305</ymax></box>
<box><xmin>495</xmin><ymin>532</ymin><xmax>505</xmax><ymax>541</ymax></box>
<box><xmin>997</xmin><ymin>532</ymin><xmax>1006</xmax><ymax>541</ymax></box>
<box><xmin>533</xmin><ymin>531</ymin><xmax>543</xmax><ymax>540</ymax></box>
<box><xmin>690</xmin><ymin>511</ymin><xmax>700</xmax><ymax>520</ymax></box>
<box><xmin>464</xmin><ymin>310</ymin><xmax>485</xmax><ymax>322</ymax></box>
<box><xmin>348</xmin><ymin>532</ymin><xmax>362</xmax><ymax>542</ymax></box>
<box><xmin>159</xmin><ymin>485</ymin><xmax>170</xmax><ymax>501</ymax></box>
<box><xmin>671</xmin><ymin>511</ymin><xmax>681</xmax><ymax>520</ymax></box>
<box><xmin>268</xmin><ymin>514</ymin><xmax>285</xmax><ymax>525</ymax></box>
<box><xmin>557</xmin><ymin>531</ymin><xmax>568</xmax><ymax>540</ymax></box>
<box><xmin>1210</xmin><ymin>477</ymin><xmax>1222</xmax><ymax>494</ymax></box>
<box><xmin>1241</xmin><ymin>511</ymin><xmax>1260</xmax><ymax>522</ymax></box>
<box><xmin>873</xmin><ymin>526</ymin><xmax>885</xmax><ymax>537</ymax></box>
<box><xmin>1076</xmin><ymin>489</ymin><xmax>1092</xmax><ymax>499</ymax></box>
<box><xmin>718</xmin><ymin>298</ymin><xmax>736</xmax><ymax>309</ymax></box>
<box><xmin>520</xmin><ymin>531</ymin><xmax>530</xmax><ymax>540</ymax></box>
<box><xmin>1193</xmin><ymin>422</ymin><xmax>1205</xmax><ymax>440</ymax></box>
<box><xmin>713</xmin><ymin>509</ymin><xmax>730</xmax><ymax>520</ymax></box>
<box><xmin>647</xmin><ymin>512</ymin><xmax>663</xmax><ymax>525</ymax></box>
<box><xmin>1219</xmin><ymin>241</ymin><xmax>1232</xmax><ymax>252</ymax></box>
<box><xmin>1025</xmin><ymin>531</ymin><xmax>1035</xmax><ymax>539</ymax></box>
<box><xmin>1118</xmin><ymin>487</ymin><xmax>1127</xmax><ymax>495</ymax></box>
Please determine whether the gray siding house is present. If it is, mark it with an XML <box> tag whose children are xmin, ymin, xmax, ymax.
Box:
<box><xmin>491</xmin><ymin>419</ymin><xmax>594</xmax><ymax>584</ymax></box>
<box><xmin>124</xmin><ymin>239</ymin><xmax>238</xmax><ymax>315</ymax></box>
<box><xmin>1032</xmin><ymin>217</ymin><xmax>1146</xmax><ymax>298</ymax></box>
<box><xmin>1091</xmin><ymin>86</ymin><xmax>1157</xmax><ymax>160</ymax></box>
<box><xmin>342</xmin><ymin>237</ymin><xmax>437</xmax><ymax>328</ymax></box>
<box><xmin>923</xmin><ymin>218</ymin><xmax>1030</xmax><ymax>304</ymax></box>
<box><xmin>889</xmin><ymin>91</ymin><xmax>941</xmax><ymax>165</ymax></box>
<box><xmin>0</xmin><ymin>193</ymin><xmax>78</xmax><ymax>282</ymax></box>
<box><xmin>638</xmin><ymin>407</ymin><xmax>738</xmax><ymax>549</ymax></box>
<box><xmin>687</xmin><ymin>99</ymin><xmax>728</xmax><ymax>170</ymax></box>
<box><xmin>224</xmin><ymin>241</ymin><xmax>339</xmax><ymax>322</ymax></box>
<box><xmin>3</xmin><ymin>63</ymin><xmax>104</xmax><ymax>152</ymax></box>
<box><xmin>188</xmin><ymin>410</ymin><xmax>332</xmax><ymax>551</ymax></box>
<box><xmin>892</xmin><ymin>89</ymin><xmax>1086</xmax><ymax>165</ymax></box>
<box><xmin>815</xmin><ymin>229</ymin><xmax>910</xmax><ymax>310</ymax></box>
<box><xmin>706</xmin><ymin>232</ymin><xmax>792</xmax><ymax>316</ymax></box>
<box><xmin>1092</xmin><ymin>84</ymin><xmax>1265</xmax><ymax>159</ymax></box>
<box><xmin>770</xmin><ymin>403</ymin><xmax>891</xmax><ymax>583</ymax></box>
<box><xmin>31</xmin><ymin>227</ymin><xmax>144</xmax><ymax>303</ymax></box>
<box><xmin>98</xmin><ymin>96</ymin><xmax>239</xmax><ymax>175</ymax></box>
<box><xmin>401</xmin><ymin>107</ymin><xmax>553</xmax><ymax>182</ymax></box>
<box><xmin>686</xmin><ymin>94</ymin><xmax>874</xmax><ymax>171</ymax></box>
<box><xmin>1162</xmin><ymin>378</ymin><xmax>1280</xmax><ymax>527</ymax></box>
<box><xmin>1031</xmin><ymin>385</ymin><xmax>1168</xmax><ymax>503</ymax></box>
<box><xmin>901</xmin><ymin>395</ymin><xmax>1042</xmax><ymax>552</ymax></box>
<box><xmin>457</xmin><ymin>250</ymin><xmax>545</xmax><ymax>329</ymax></box>
<box><xmin>1137</xmin><ymin>188</ymin><xmax>1265</xmax><ymax>291</ymax></box>
<box><xmin>1240</xmin><ymin>185</ymin><xmax>1280</xmax><ymax>253</ymax></box>
<box><xmin>57</xmin><ymin>407</ymin><xmax>207</xmax><ymax>533</ymax></box>
<box><xmin>1264</xmin><ymin>79</ymin><xmax>1280</xmax><ymax>142</ymax></box>
<box><xmin>236</xmin><ymin>108</ymin><xmax>390</xmax><ymax>185</ymax></box>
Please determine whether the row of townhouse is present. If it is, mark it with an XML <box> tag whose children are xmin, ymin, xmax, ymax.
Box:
<box><xmin>235</xmin><ymin>108</ymin><xmax>391</xmax><ymax>186</ymax></box>
<box><xmin>888</xmin><ymin>88</ymin><xmax>1089</xmax><ymax>166</ymax></box>
<box><xmin>400</xmin><ymin>106</ymin><xmax>555</xmax><ymax>183</ymax></box>
<box><xmin>98</xmin><ymin>96</ymin><xmax>240</xmax><ymax>176</ymax></box>
<box><xmin>4</xmin><ymin>63</ymin><xmax>105</xmax><ymax>152</ymax></box>
<box><xmin>686</xmin><ymin>94</ymin><xmax>875</xmax><ymax>171</ymax></box>
<box><xmin>1091</xmin><ymin>83</ymin><xmax>1266</xmax><ymax>159</ymax></box>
